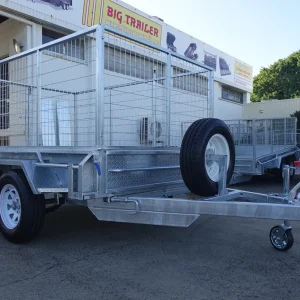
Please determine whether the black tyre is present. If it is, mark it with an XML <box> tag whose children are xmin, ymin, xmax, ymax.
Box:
<box><xmin>180</xmin><ymin>118</ymin><xmax>235</xmax><ymax>196</ymax></box>
<box><xmin>0</xmin><ymin>171</ymin><xmax>45</xmax><ymax>244</ymax></box>
<box><xmin>45</xmin><ymin>204</ymin><xmax>62</xmax><ymax>214</ymax></box>
<box><xmin>270</xmin><ymin>226</ymin><xmax>294</xmax><ymax>252</ymax></box>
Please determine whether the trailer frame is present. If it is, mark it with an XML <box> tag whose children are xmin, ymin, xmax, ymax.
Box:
<box><xmin>0</xmin><ymin>24</ymin><xmax>300</xmax><ymax>250</ymax></box>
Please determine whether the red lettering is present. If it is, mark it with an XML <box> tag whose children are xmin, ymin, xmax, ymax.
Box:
<box><xmin>154</xmin><ymin>28</ymin><xmax>158</xmax><ymax>37</ymax></box>
<box><xmin>107</xmin><ymin>6</ymin><xmax>113</xmax><ymax>17</ymax></box>
<box><xmin>108</xmin><ymin>7</ymin><xmax>122</xmax><ymax>24</ymax></box>
<box><xmin>141</xmin><ymin>22</ymin><xmax>144</xmax><ymax>31</ymax></box>
<box><xmin>130</xmin><ymin>17</ymin><xmax>136</xmax><ymax>27</ymax></box>
<box><xmin>144</xmin><ymin>24</ymin><xmax>149</xmax><ymax>33</ymax></box>
<box><xmin>150</xmin><ymin>26</ymin><xmax>153</xmax><ymax>35</ymax></box>
<box><xmin>116</xmin><ymin>11</ymin><xmax>122</xmax><ymax>24</ymax></box>
<box><xmin>136</xmin><ymin>20</ymin><xmax>141</xmax><ymax>30</ymax></box>
<box><xmin>125</xmin><ymin>14</ymin><xmax>131</xmax><ymax>25</ymax></box>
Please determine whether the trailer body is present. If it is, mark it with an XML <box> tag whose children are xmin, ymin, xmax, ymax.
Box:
<box><xmin>0</xmin><ymin>25</ymin><xmax>300</xmax><ymax>250</ymax></box>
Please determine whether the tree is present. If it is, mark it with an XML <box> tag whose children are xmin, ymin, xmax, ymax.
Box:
<box><xmin>251</xmin><ymin>51</ymin><xmax>300</xmax><ymax>102</ymax></box>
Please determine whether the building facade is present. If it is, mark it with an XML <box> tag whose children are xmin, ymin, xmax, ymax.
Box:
<box><xmin>0</xmin><ymin>0</ymin><xmax>253</xmax><ymax>118</ymax></box>
<box><xmin>243</xmin><ymin>99</ymin><xmax>300</xmax><ymax>119</ymax></box>
<box><xmin>0</xmin><ymin>0</ymin><xmax>254</xmax><ymax>147</ymax></box>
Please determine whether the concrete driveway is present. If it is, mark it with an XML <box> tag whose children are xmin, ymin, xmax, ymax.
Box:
<box><xmin>0</xmin><ymin>177</ymin><xmax>299</xmax><ymax>300</ymax></box>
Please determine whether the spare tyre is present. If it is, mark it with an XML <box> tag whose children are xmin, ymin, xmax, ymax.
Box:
<box><xmin>180</xmin><ymin>118</ymin><xmax>235</xmax><ymax>196</ymax></box>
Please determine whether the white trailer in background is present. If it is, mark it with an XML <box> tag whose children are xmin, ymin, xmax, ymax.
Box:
<box><xmin>0</xmin><ymin>25</ymin><xmax>300</xmax><ymax>252</ymax></box>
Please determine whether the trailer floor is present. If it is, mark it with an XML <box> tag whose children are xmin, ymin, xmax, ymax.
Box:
<box><xmin>0</xmin><ymin>177</ymin><xmax>299</xmax><ymax>300</ymax></box>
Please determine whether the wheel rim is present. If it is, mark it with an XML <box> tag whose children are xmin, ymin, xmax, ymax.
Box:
<box><xmin>270</xmin><ymin>227</ymin><xmax>288</xmax><ymax>250</ymax></box>
<box><xmin>0</xmin><ymin>184</ymin><xmax>21</xmax><ymax>230</ymax></box>
<box><xmin>205</xmin><ymin>134</ymin><xmax>230</xmax><ymax>182</ymax></box>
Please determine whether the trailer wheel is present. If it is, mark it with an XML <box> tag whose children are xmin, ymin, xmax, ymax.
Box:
<box><xmin>46</xmin><ymin>204</ymin><xmax>62</xmax><ymax>214</ymax></box>
<box><xmin>270</xmin><ymin>225</ymin><xmax>294</xmax><ymax>252</ymax></box>
<box><xmin>0</xmin><ymin>171</ymin><xmax>45</xmax><ymax>244</ymax></box>
<box><xmin>180</xmin><ymin>118</ymin><xmax>235</xmax><ymax>196</ymax></box>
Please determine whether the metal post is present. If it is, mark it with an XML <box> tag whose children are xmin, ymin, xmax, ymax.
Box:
<box><xmin>218</xmin><ymin>155</ymin><xmax>228</xmax><ymax>196</ymax></box>
<box><xmin>264</xmin><ymin>119</ymin><xmax>267</xmax><ymax>146</ymax></box>
<box><xmin>36</xmin><ymin>50</ymin><xmax>42</xmax><ymax>146</ymax></box>
<box><xmin>109</xmin><ymin>89</ymin><xmax>112</xmax><ymax>146</ymax></box>
<box><xmin>152</xmin><ymin>68</ymin><xmax>157</xmax><ymax>147</ymax></box>
<box><xmin>26</xmin><ymin>87</ymin><xmax>30</xmax><ymax>146</ymax></box>
<box><xmin>284</xmin><ymin>118</ymin><xmax>287</xmax><ymax>145</ymax></box>
<box><xmin>166</xmin><ymin>53</ymin><xmax>171</xmax><ymax>146</ymax></box>
<box><xmin>78</xmin><ymin>164</ymin><xmax>83</xmax><ymax>200</ymax></box>
<box><xmin>295</xmin><ymin>118</ymin><xmax>297</xmax><ymax>145</ymax></box>
<box><xmin>54</xmin><ymin>100</ymin><xmax>60</xmax><ymax>146</ymax></box>
<box><xmin>271</xmin><ymin>120</ymin><xmax>274</xmax><ymax>153</ymax></box>
<box><xmin>74</xmin><ymin>94</ymin><xmax>78</xmax><ymax>146</ymax></box>
<box><xmin>238</xmin><ymin>120</ymin><xmax>241</xmax><ymax>146</ymax></box>
<box><xmin>68</xmin><ymin>163</ymin><xmax>74</xmax><ymax>199</ymax></box>
<box><xmin>208</xmin><ymin>71</ymin><xmax>214</xmax><ymax>117</ymax></box>
<box><xmin>95</xmin><ymin>25</ymin><xmax>105</xmax><ymax>148</ymax></box>
<box><xmin>252</xmin><ymin>120</ymin><xmax>257</xmax><ymax>173</ymax></box>
<box><xmin>27</xmin><ymin>48</ymin><xmax>33</xmax><ymax>146</ymax></box>
<box><xmin>283</xmin><ymin>165</ymin><xmax>290</xmax><ymax>196</ymax></box>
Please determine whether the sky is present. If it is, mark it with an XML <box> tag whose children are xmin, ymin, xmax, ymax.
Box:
<box><xmin>123</xmin><ymin>0</ymin><xmax>300</xmax><ymax>76</ymax></box>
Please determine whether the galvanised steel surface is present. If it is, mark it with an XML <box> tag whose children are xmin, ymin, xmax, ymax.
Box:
<box><xmin>1</xmin><ymin>25</ymin><xmax>300</xmax><ymax>231</ymax></box>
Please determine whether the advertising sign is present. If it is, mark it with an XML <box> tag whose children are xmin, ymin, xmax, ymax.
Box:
<box><xmin>4</xmin><ymin>0</ymin><xmax>253</xmax><ymax>91</ymax></box>
<box><xmin>82</xmin><ymin>0</ymin><xmax>162</xmax><ymax>46</ymax></box>
<box><xmin>234</xmin><ymin>60</ymin><xmax>253</xmax><ymax>90</ymax></box>
<box><xmin>82</xmin><ymin>0</ymin><xmax>102</xmax><ymax>27</ymax></box>
<box><xmin>235</xmin><ymin>60</ymin><xmax>252</xmax><ymax>80</ymax></box>
<box><xmin>161</xmin><ymin>25</ymin><xmax>253</xmax><ymax>90</ymax></box>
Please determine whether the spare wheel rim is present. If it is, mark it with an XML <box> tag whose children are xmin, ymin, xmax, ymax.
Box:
<box><xmin>0</xmin><ymin>184</ymin><xmax>21</xmax><ymax>230</ymax></box>
<box><xmin>205</xmin><ymin>134</ymin><xmax>230</xmax><ymax>182</ymax></box>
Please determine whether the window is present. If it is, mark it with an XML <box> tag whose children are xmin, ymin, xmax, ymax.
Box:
<box><xmin>104</xmin><ymin>44</ymin><xmax>165</xmax><ymax>81</ymax></box>
<box><xmin>0</xmin><ymin>61</ymin><xmax>9</xmax><ymax>129</ymax></box>
<box><xmin>222</xmin><ymin>86</ymin><xmax>243</xmax><ymax>104</ymax></box>
<box><xmin>0</xmin><ymin>136</ymin><xmax>9</xmax><ymax>146</ymax></box>
<box><xmin>173</xmin><ymin>67</ymin><xmax>208</xmax><ymax>96</ymax></box>
<box><xmin>42</xmin><ymin>28</ymin><xmax>65</xmax><ymax>44</ymax></box>
<box><xmin>104</xmin><ymin>44</ymin><xmax>209</xmax><ymax>94</ymax></box>
<box><xmin>42</xmin><ymin>28</ymin><xmax>85</xmax><ymax>60</ymax></box>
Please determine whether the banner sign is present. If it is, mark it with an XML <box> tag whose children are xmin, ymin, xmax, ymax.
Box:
<box><xmin>7</xmin><ymin>0</ymin><xmax>253</xmax><ymax>91</ymax></box>
<box><xmin>82</xmin><ymin>0</ymin><xmax>162</xmax><ymax>46</ymax></box>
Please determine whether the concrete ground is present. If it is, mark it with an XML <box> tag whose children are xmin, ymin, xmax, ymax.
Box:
<box><xmin>0</xmin><ymin>177</ymin><xmax>300</xmax><ymax>300</ymax></box>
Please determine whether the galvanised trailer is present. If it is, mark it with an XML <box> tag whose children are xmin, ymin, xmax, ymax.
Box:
<box><xmin>0</xmin><ymin>24</ymin><xmax>300</xmax><ymax>251</ymax></box>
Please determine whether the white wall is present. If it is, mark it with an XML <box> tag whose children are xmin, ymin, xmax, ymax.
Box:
<box><xmin>0</xmin><ymin>19</ymin><xmax>26</xmax><ymax>57</ymax></box>
<box><xmin>213</xmin><ymin>81</ymin><xmax>244</xmax><ymax>120</ymax></box>
<box><xmin>0</xmin><ymin>19</ymin><xmax>32</xmax><ymax>145</ymax></box>
<box><xmin>38</xmin><ymin>42</ymin><xmax>96</xmax><ymax>147</ymax></box>
<box><xmin>0</xmin><ymin>18</ymin><xmax>97</xmax><ymax>146</ymax></box>
<box><xmin>243</xmin><ymin>98</ymin><xmax>300</xmax><ymax>119</ymax></box>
